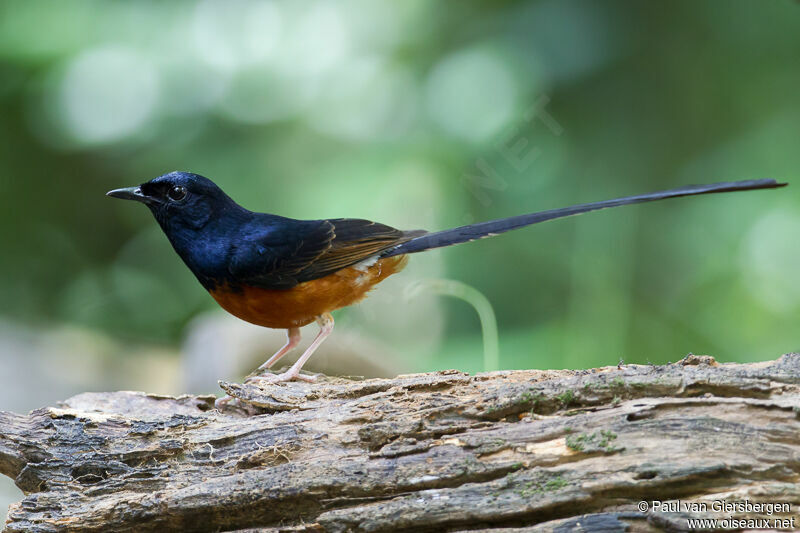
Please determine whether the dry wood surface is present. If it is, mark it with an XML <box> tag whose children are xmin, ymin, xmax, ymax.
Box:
<box><xmin>2</xmin><ymin>354</ymin><xmax>800</xmax><ymax>532</ymax></box>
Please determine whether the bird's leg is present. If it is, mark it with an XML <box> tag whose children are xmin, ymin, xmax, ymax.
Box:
<box><xmin>247</xmin><ymin>313</ymin><xmax>334</xmax><ymax>384</ymax></box>
<box><xmin>257</xmin><ymin>327</ymin><xmax>301</xmax><ymax>371</ymax></box>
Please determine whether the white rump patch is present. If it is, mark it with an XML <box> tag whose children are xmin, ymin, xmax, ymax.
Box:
<box><xmin>353</xmin><ymin>255</ymin><xmax>380</xmax><ymax>272</ymax></box>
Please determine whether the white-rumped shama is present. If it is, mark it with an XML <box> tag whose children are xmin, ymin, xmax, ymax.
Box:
<box><xmin>108</xmin><ymin>172</ymin><xmax>785</xmax><ymax>383</ymax></box>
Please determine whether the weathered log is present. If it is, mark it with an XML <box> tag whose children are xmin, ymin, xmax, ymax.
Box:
<box><xmin>2</xmin><ymin>354</ymin><xmax>800</xmax><ymax>532</ymax></box>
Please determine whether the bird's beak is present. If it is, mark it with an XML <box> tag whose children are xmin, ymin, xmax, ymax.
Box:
<box><xmin>106</xmin><ymin>186</ymin><xmax>151</xmax><ymax>204</ymax></box>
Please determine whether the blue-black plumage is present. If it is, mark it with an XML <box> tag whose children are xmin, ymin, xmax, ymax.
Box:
<box><xmin>107</xmin><ymin>171</ymin><xmax>786</xmax><ymax>384</ymax></box>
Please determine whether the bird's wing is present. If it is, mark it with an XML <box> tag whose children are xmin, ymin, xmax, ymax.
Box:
<box><xmin>229</xmin><ymin>218</ymin><xmax>425</xmax><ymax>289</ymax></box>
<box><xmin>295</xmin><ymin>218</ymin><xmax>425</xmax><ymax>282</ymax></box>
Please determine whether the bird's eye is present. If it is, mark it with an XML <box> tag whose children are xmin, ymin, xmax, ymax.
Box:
<box><xmin>167</xmin><ymin>185</ymin><xmax>187</xmax><ymax>202</ymax></box>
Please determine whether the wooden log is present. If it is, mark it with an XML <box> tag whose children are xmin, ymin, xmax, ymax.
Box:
<box><xmin>2</xmin><ymin>354</ymin><xmax>800</xmax><ymax>532</ymax></box>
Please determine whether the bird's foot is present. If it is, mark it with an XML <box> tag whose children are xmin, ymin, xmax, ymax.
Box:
<box><xmin>214</xmin><ymin>394</ymin><xmax>270</xmax><ymax>416</ymax></box>
<box><xmin>245</xmin><ymin>370</ymin><xmax>318</xmax><ymax>385</ymax></box>
<box><xmin>214</xmin><ymin>395</ymin><xmax>236</xmax><ymax>410</ymax></box>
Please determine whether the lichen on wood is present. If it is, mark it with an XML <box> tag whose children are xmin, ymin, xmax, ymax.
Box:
<box><xmin>2</xmin><ymin>354</ymin><xmax>800</xmax><ymax>532</ymax></box>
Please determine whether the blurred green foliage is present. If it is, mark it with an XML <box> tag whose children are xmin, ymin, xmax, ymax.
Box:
<box><xmin>0</xmin><ymin>0</ymin><xmax>798</xmax><ymax>371</ymax></box>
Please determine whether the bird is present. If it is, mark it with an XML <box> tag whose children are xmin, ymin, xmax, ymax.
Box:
<box><xmin>107</xmin><ymin>172</ymin><xmax>786</xmax><ymax>384</ymax></box>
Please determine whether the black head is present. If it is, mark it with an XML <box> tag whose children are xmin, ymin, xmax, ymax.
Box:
<box><xmin>108</xmin><ymin>171</ymin><xmax>253</xmax><ymax>289</ymax></box>
<box><xmin>107</xmin><ymin>171</ymin><xmax>241</xmax><ymax>232</ymax></box>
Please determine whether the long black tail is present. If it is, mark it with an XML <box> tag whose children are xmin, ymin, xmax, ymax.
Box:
<box><xmin>382</xmin><ymin>179</ymin><xmax>787</xmax><ymax>257</ymax></box>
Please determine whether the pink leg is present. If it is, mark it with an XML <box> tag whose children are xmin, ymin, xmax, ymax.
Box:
<box><xmin>247</xmin><ymin>313</ymin><xmax>334</xmax><ymax>384</ymax></box>
<box><xmin>257</xmin><ymin>327</ymin><xmax>301</xmax><ymax>371</ymax></box>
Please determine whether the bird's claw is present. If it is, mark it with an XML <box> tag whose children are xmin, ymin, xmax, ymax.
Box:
<box><xmin>245</xmin><ymin>371</ymin><xmax>318</xmax><ymax>385</ymax></box>
<box><xmin>214</xmin><ymin>395</ymin><xmax>236</xmax><ymax>410</ymax></box>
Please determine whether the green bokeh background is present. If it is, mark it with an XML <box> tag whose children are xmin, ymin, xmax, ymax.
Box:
<box><xmin>1</xmin><ymin>0</ymin><xmax>798</xmax><ymax>386</ymax></box>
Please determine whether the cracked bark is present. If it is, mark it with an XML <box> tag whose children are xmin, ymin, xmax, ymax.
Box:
<box><xmin>2</xmin><ymin>354</ymin><xmax>800</xmax><ymax>532</ymax></box>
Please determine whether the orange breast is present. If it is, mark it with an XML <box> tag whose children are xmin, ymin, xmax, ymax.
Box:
<box><xmin>209</xmin><ymin>254</ymin><xmax>409</xmax><ymax>329</ymax></box>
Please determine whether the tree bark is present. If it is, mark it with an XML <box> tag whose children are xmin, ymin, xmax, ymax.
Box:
<box><xmin>2</xmin><ymin>354</ymin><xmax>800</xmax><ymax>532</ymax></box>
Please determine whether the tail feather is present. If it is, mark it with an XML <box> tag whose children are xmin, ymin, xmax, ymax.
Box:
<box><xmin>382</xmin><ymin>179</ymin><xmax>787</xmax><ymax>257</ymax></box>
